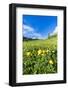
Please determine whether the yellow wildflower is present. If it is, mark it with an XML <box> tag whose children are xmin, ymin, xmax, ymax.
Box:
<box><xmin>38</xmin><ymin>49</ymin><xmax>42</xmax><ymax>55</ymax></box>
<box><xmin>46</xmin><ymin>49</ymin><xmax>49</xmax><ymax>53</ymax></box>
<box><xmin>49</xmin><ymin>60</ymin><xmax>53</xmax><ymax>64</ymax></box>
<box><xmin>52</xmin><ymin>51</ymin><xmax>54</xmax><ymax>53</ymax></box>
<box><xmin>41</xmin><ymin>54</ymin><xmax>44</xmax><ymax>56</ymax></box>
<box><xmin>42</xmin><ymin>50</ymin><xmax>45</xmax><ymax>54</ymax></box>
<box><xmin>26</xmin><ymin>52</ymin><xmax>31</xmax><ymax>56</ymax></box>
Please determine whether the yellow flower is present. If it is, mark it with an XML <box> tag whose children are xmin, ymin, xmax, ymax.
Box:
<box><xmin>41</xmin><ymin>54</ymin><xmax>44</xmax><ymax>56</ymax></box>
<box><xmin>42</xmin><ymin>50</ymin><xmax>45</xmax><ymax>54</ymax></box>
<box><xmin>46</xmin><ymin>49</ymin><xmax>49</xmax><ymax>53</ymax></box>
<box><xmin>52</xmin><ymin>51</ymin><xmax>54</xmax><ymax>53</ymax></box>
<box><xmin>38</xmin><ymin>49</ymin><xmax>42</xmax><ymax>55</ymax></box>
<box><xmin>49</xmin><ymin>60</ymin><xmax>53</xmax><ymax>64</ymax></box>
<box><xmin>26</xmin><ymin>52</ymin><xmax>31</xmax><ymax>56</ymax></box>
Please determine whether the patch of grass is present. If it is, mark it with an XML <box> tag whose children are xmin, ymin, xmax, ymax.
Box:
<box><xmin>23</xmin><ymin>35</ymin><xmax>57</xmax><ymax>75</ymax></box>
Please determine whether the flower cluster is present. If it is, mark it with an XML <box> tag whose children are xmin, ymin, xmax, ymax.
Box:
<box><xmin>23</xmin><ymin>48</ymin><xmax>57</xmax><ymax>74</ymax></box>
<box><xmin>26</xmin><ymin>49</ymin><xmax>49</xmax><ymax>56</ymax></box>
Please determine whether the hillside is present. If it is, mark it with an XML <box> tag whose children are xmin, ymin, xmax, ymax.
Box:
<box><xmin>23</xmin><ymin>34</ymin><xmax>57</xmax><ymax>50</ymax></box>
<box><xmin>23</xmin><ymin>34</ymin><xmax>57</xmax><ymax>74</ymax></box>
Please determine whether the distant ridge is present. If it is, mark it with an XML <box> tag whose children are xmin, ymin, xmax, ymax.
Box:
<box><xmin>23</xmin><ymin>36</ymin><xmax>33</xmax><ymax>41</ymax></box>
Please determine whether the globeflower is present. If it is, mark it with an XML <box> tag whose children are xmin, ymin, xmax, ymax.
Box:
<box><xmin>42</xmin><ymin>50</ymin><xmax>45</xmax><ymax>54</ymax></box>
<box><xmin>46</xmin><ymin>49</ymin><xmax>49</xmax><ymax>53</ymax></box>
<box><xmin>26</xmin><ymin>52</ymin><xmax>31</xmax><ymax>56</ymax></box>
<box><xmin>38</xmin><ymin>49</ymin><xmax>42</xmax><ymax>55</ymax></box>
<box><xmin>52</xmin><ymin>50</ymin><xmax>54</xmax><ymax>53</ymax></box>
<box><xmin>49</xmin><ymin>60</ymin><xmax>53</xmax><ymax>64</ymax></box>
<box><xmin>41</xmin><ymin>54</ymin><xmax>44</xmax><ymax>56</ymax></box>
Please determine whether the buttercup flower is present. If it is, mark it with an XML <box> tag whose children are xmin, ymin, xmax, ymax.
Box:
<box><xmin>42</xmin><ymin>50</ymin><xmax>45</xmax><ymax>54</ymax></box>
<box><xmin>52</xmin><ymin>50</ymin><xmax>54</xmax><ymax>53</ymax></box>
<box><xmin>41</xmin><ymin>54</ymin><xmax>44</xmax><ymax>56</ymax></box>
<box><xmin>26</xmin><ymin>52</ymin><xmax>31</xmax><ymax>56</ymax></box>
<box><xmin>46</xmin><ymin>49</ymin><xmax>49</xmax><ymax>53</ymax></box>
<box><xmin>49</xmin><ymin>60</ymin><xmax>53</xmax><ymax>64</ymax></box>
<box><xmin>38</xmin><ymin>49</ymin><xmax>42</xmax><ymax>55</ymax></box>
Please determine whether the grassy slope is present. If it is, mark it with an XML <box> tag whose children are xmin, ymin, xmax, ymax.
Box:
<box><xmin>23</xmin><ymin>35</ymin><xmax>57</xmax><ymax>50</ymax></box>
<box><xmin>23</xmin><ymin>35</ymin><xmax>57</xmax><ymax>74</ymax></box>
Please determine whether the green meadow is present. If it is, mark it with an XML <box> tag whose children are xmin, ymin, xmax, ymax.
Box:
<box><xmin>23</xmin><ymin>35</ymin><xmax>57</xmax><ymax>75</ymax></box>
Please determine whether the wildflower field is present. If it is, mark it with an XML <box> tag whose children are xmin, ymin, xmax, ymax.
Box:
<box><xmin>23</xmin><ymin>35</ymin><xmax>57</xmax><ymax>75</ymax></box>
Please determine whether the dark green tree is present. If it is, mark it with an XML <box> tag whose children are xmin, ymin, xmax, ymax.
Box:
<box><xmin>48</xmin><ymin>33</ymin><xmax>50</xmax><ymax>39</ymax></box>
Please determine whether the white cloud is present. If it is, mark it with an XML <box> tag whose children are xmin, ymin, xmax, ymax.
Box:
<box><xmin>23</xmin><ymin>24</ymin><xmax>34</xmax><ymax>33</ymax></box>
<box><xmin>50</xmin><ymin>26</ymin><xmax>58</xmax><ymax>36</ymax></box>
<box><xmin>23</xmin><ymin>24</ymin><xmax>43</xmax><ymax>39</ymax></box>
<box><xmin>32</xmin><ymin>32</ymin><xmax>43</xmax><ymax>39</ymax></box>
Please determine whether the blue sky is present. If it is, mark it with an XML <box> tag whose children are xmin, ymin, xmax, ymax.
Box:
<box><xmin>23</xmin><ymin>15</ymin><xmax>57</xmax><ymax>39</ymax></box>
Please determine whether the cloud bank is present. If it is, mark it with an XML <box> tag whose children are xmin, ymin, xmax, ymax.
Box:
<box><xmin>23</xmin><ymin>24</ymin><xmax>57</xmax><ymax>39</ymax></box>
<box><xmin>50</xmin><ymin>26</ymin><xmax>58</xmax><ymax>36</ymax></box>
<box><xmin>23</xmin><ymin>24</ymin><xmax>43</xmax><ymax>39</ymax></box>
